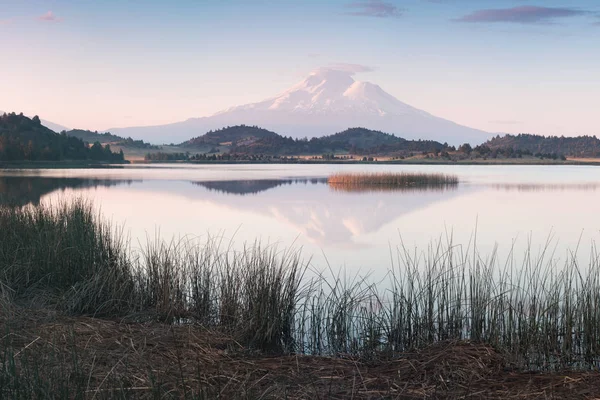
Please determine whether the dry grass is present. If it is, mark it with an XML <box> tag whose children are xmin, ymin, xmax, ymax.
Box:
<box><xmin>3</xmin><ymin>312</ymin><xmax>600</xmax><ymax>399</ymax></box>
<box><xmin>567</xmin><ymin>157</ymin><xmax>600</xmax><ymax>163</ymax></box>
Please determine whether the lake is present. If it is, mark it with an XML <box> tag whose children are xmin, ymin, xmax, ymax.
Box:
<box><xmin>1</xmin><ymin>164</ymin><xmax>599</xmax><ymax>279</ymax></box>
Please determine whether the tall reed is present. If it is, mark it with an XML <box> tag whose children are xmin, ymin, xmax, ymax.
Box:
<box><xmin>2</xmin><ymin>201</ymin><xmax>600</xmax><ymax>370</ymax></box>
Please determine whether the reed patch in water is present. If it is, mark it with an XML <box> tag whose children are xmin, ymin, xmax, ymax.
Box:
<box><xmin>327</xmin><ymin>172</ymin><xmax>458</xmax><ymax>192</ymax></box>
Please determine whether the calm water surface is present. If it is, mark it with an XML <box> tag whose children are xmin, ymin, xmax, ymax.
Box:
<box><xmin>2</xmin><ymin>164</ymin><xmax>600</xmax><ymax>278</ymax></box>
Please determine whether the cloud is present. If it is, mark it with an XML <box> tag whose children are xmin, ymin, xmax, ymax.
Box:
<box><xmin>321</xmin><ymin>63</ymin><xmax>375</xmax><ymax>75</ymax></box>
<box><xmin>38</xmin><ymin>11</ymin><xmax>61</xmax><ymax>22</ymax></box>
<box><xmin>344</xmin><ymin>0</ymin><xmax>402</xmax><ymax>18</ymax></box>
<box><xmin>0</xmin><ymin>18</ymin><xmax>12</xmax><ymax>25</ymax></box>
<box><xmin>455</xmin><ymin>6</ymin><xmax>589</xmax><ymax>24</ymax></box>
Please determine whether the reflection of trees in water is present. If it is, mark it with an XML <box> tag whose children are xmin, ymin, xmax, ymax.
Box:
<box><xmin>0</xmin><ymin>176</ymin><xmax>135</xmax><ymax>206</ymax></box>
<box><xmin>192</xmin><ymin>178</ymin><xmax>459</xmax><ymax>196</ymax></box>
<box><xmin>492</xmin><ymin>183</ymin><xmax>600</xmax><ymax>192</ymax></box>
<box><xmin>192</xmin><ymin>178</ymin><xmax>328</xmax><ymax>195</ymax></box>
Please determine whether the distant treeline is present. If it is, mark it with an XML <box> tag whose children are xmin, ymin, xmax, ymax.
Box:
<box><xmin>144</xmin><ymin>152</ymin><xmax>301</xmax><ymax>162</ymax></box>
<box><xmin>178</xmin><ymin>125</ymin><xmax>600</xmax><ymax>159</ymax></box>
<box><xmin>114</xmin><ymin>136</ymin><xmax>160</xmax><ymax>149</ymax></box>
<box><xmin>144</xmin><ymin>152</ymin><xmax>190</xmax><ymax>161</ymax></box>
<box><xmin>472</xmin><ymin>144</ymin><xmax>566</xmax><ymax>161</ymax></box>
<box><xmin>231</xmin><ymin>127</ymin><xmax>450</xmax><ymax>156</ymax></box>
<box><xmin>485</xmin><ymin>134</ymin><xmax>600</xmax><ymax>158</ymax></box>
<box><xmin>181</xmin><ymin>126</ymin><xmax>451</xmax><ymax>156</ymax></box>
<box><xmin>0</xmin><ymin>113</ymin><xmax>125</xmax><ymax>162</ymax></box>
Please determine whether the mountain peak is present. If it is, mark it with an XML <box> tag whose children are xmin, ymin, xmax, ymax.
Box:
<box><xmin>305</xmin><ymin>68</ymin><xmax>356</xmax><ymax>88</ymax></box>
<box><xmin>235</xmin><ymin>68</ymin><xmax>417</xmax><ymax>117</ymax></box>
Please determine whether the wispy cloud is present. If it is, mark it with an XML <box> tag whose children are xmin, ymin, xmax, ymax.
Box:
<box><xmin>0</xmin><ymin>18</ymin><xmax>12</xmax><ymax>25</ymax></box>
<box><xmin>455</xmin><ymin>6</ymin><xmax>589</xmax><ymax>24</ymax></box>
<box><xmin>325</xmin><ymin>63</ymin><xmax>375</xmax><ymax>74</ymax></box>
<box><xmin>344</xmin><ymin>0</ymin><xmax>402</xmax><ymax>18</ymax></box>
<box><xmin>38</xmin><ymin>11</ymin><xmax>61</xmax><ymax>22</ymax></box>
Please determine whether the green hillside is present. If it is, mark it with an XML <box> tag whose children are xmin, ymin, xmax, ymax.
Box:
<box><xmin>181</xmin><ymin>125</ymin><xmax>280</xmax><ymax>148</ymax></box>
<box><xmin>0</xmin><ymin>112</ymin><xmax>125</xmax><ymax>162</ymax></box>
<box><xmin>230</xmin><ymin>127</ymin><xmax>446</xmax><ymax>155</ymax></box>
<box><xmin>317</xmin><ymin>127</ymin><xmax>402</xmax><ymax>149</ymax></box>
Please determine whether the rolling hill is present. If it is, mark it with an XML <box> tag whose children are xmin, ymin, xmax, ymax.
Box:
<box><xmin>314</xmin><ymin>128</ymin><xmax>445</xmax><ymax>153</ymax></box>
<box><xmin>182</xmin><ymin>125</ymin><xmax>279</xmax><ymax>148</ymax></box>
<box><xmin>0</xmin><ymin>113</ymin><xmax>124</xmax><ymax>162</ymax></box>
<box><xmin>65</xmin><ymin>129</ymin><xmax>158</xmax><ymax>150</ymax></box>
<box><xmin>0</xmin><ymin>110</ymin><xmax>69</xmax><ymax>133</ymax></box>
<box><xmin>181</xmin><ymin>125</ymin><xmax>447</xmax><ymax>156</ymax></box>
<box><xmin>66</xmin><ymin>129</ymin><xmax>123</xmax><ymax>143</ymax></box>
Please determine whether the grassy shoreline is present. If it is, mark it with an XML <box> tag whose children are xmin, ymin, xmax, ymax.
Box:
<box><xmin>2</xmin><ymin>158</ymin><xmax>600</xmax><ymax>168</ymax></box>
<box><xmin>3</xmin><ymin>201</ymin><xmax>600</xmax><ymax>397</ymax></box>
<box><xmin>132</xmin><ymin>158</ymin><xmax>600</xmax><ymax>166</ymax></box>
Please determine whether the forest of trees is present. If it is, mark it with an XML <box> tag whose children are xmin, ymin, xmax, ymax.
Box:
<box><xmin>178</xmin><ymin>125</ymin><xmax>600</xmax><ymax>160</ymax></box>
<box><xmin>180</xmin><ymin>126</ymin><xmax>449</xmax><ymax>156</ymax></box>
<box><xmin>144</xmin><ymin>152</ymin><xmax>190</xmax><ymax>161</ymax></box>
<box><xmin>182</xmin><ymin>125</ymin><xmax>280</xmax><ymax>147</ymax></box>
<box><xmin>5</xmin><ymin>114</ymin><xmax>599</xmax><ymax>163</ymax></box>
<box><xmin>0</xmin><ymin>113</ymin><xmax>125</xmax><ymax>162</ymax></box>
<box><xmin>64</xmin><ymin>129</ymin><xmax>123</xmax><ymax>143</ymax></box>
<box><xmin>484</xmin><ymin>134</ymin><xmax>600</xmax><ymax>158</ymax></box>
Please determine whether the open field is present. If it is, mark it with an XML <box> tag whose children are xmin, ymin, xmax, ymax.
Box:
<box><xmin>3</xmin><ymin>201</ymin><xmax>600</xmax><ymax>398</ymax></box>
<box><xmin>114</xmin><ymin>145</ymin><xmax>191</xmax><ymax>162</ymax></box>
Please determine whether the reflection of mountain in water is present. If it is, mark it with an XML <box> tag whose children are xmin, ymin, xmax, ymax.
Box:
<box><xmin>192</xmin><ymin>178</ymin><xmax>327</xmax><ymax>195</ymax></box>
<box><xmin>188</xmin><ymin>180</ymin><xmax>474</xmax><ymax>247</ymax></box>
<box><xmin>0</xmin><ymin>176</ymin><xmax>135</xmax><ymax>206</ymax></box>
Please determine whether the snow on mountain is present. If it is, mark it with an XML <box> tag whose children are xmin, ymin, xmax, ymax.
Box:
<box><xmin>108</xmin><ymin>68</ymin><xmax>491</xmax><ymax>145</ymax></box>
<box><xmin>222</xmin><ymin>69</ymin><xmax>429</xmax><ymax>118</ymax></box>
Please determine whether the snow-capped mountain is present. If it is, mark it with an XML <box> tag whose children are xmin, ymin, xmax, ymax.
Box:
<box><xmin>109</xmin><ymin>68</ymin><xmax>491</xmax><ymax>145</ymax></box>
<box><xmin>217</xmin><ymin>68</ymin><xmax>429</xmax><ymax>118</ymax></box>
